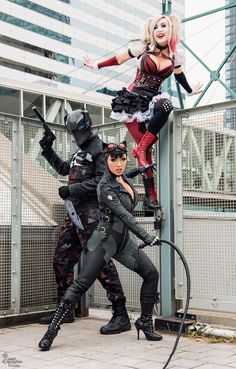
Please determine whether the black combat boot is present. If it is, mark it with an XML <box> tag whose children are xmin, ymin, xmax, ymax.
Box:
<box><xmin>38</xmin><ymin>299</ymin><xmax>73</xmax><ymax>351</ymax></box>
<box><xmin>100</xmin><ymin>299</ymin><xmax>131</xmax><ymax>335</ymax></box>
<box><xmin>135</xmin><ymin>302</ymin><xmax>162</xmax><ymax>341</ymax></box>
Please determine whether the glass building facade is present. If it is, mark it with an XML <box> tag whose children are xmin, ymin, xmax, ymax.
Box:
<box><xmin>0</xmin><ymin>0</ymin><xmax>184</xmax><ymax>98</ymax></box>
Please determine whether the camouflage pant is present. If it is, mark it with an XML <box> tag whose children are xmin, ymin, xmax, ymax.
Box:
<box><xmin>53</xmin><ymin>208</ymin><xmax>125</xmax><ymax>302</ymax></box>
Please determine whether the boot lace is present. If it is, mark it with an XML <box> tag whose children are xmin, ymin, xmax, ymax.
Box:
<box><xmin>147</xmin><ymin>314</ymin><xmax>154</xmax><ymax>331</ymax></box>
<box><xmin>43</xmin><ymin>327</ymin><xmax>58</xmax><ymax>342</ymax></box>
<box><xmin>105</xmin><ymin>303</ymin><xmax>124</xmax><ymax>325</ymax></box>
<box><xmin>49</xmin><ymin>301</ymin><xmax>72</xmax><ymax>329</ymax></box>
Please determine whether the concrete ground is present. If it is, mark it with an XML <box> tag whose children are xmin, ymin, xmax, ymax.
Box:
<box><xmin>0</xmin><ymin>309</ymin><xmax>236</xmax><ymax>369</ymax></box>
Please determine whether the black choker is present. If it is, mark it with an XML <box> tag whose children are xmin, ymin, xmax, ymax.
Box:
<box><xmin>155</xmin><ymin>42</ymin><xmax>168</xmax><ymax>51</ymax></box>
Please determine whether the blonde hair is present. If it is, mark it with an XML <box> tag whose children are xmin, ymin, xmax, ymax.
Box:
<box><xmin>141</xmin><ymin>14</ymin><xmax>180</xmax><ymax>53</ymax></box>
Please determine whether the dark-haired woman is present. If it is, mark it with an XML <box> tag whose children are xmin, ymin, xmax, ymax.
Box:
<box><xmin>39</xmin><ymin>142</ymin><xmax>162</xmax><ymax>351</ymax></box>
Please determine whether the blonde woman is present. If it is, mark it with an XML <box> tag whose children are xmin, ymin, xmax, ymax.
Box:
<box><xmin>84</xmin><ymin>15</ymin><xmax>202</xmax><ymax>210</ymax></box>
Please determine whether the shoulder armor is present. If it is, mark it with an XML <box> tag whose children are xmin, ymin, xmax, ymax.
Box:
<box><xmin>128</xmin><ymin>40</ymin><xmax>146</xmax><ymax>58</ymax></box>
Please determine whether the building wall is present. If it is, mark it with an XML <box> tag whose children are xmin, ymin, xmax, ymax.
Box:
<box><xmin>0</xmin><ymin>0</ymin><xmax>184</xmax><ymax>99</ymax></box>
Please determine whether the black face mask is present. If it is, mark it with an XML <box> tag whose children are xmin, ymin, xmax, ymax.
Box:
<box><xmin>65</xmin><ymin>109</ymin><xmax>92</xmax><ymax>146</ymax></box>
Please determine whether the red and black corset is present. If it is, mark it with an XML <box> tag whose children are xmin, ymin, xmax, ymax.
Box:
<box><xmin>132</xmin><ymin>52</ymin><xmax>174</xmax><ymax>94</ymax></box>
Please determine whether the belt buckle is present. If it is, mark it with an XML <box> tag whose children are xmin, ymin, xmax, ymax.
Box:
<box><xmin>97</xmin><ymin>225</ymin><xmax>106</xmax><ymax>233</ymax></box>
<box><xmin>136</xmin><ymin>81</ymin><xmax>143</xmax><ymax>88</ymax></box>
<box><xmin>100</xmin><ymin>226</ymin><xmax>106</xmax><ymax>233</ymax></box>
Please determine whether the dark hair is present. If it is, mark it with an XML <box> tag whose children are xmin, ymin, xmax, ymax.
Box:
<box><xmin>106</xmin><ymin>152</ymin><xmax>127</xmax><ymax>159</ymax></box>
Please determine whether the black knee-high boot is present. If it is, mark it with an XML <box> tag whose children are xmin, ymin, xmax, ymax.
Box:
<box><xmin>39</xmin><ymin>299</ymin><xmax>74</xmax><ymax>351</ymax></box>
<box><xmin>135</xmin><ymin>302</ymin><xmax>162</xmax><ymax>341</ymax></box>
<box><xmin>39</xmin><ymin>294</ymin><xmax>75</xmax><ymax>324</ymax></box>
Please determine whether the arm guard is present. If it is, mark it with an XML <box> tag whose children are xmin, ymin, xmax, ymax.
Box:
<box><xmin>42</xmin><ymin>148</ymin><xmax>70</xmax><ymax>175</ymax></box>
<box><xmin>174</xmin><ymin>72</ymin><xmax>192</xmax><ymax>94</ymax></box>
<box><xmin>97</xmin><ymin>56</ymin><xmax>119</xmax><ymax>69</ymax></box>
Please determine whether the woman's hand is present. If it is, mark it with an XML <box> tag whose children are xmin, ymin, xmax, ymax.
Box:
<box><xmin>188</xmin><ymin>82</ymin><xmax>203</xmax><ymax>96</ymax></box>
<box><xmin>83</xmin><ymin>55</ymin><xmax>96</xmax><ymax>69</ymax></box>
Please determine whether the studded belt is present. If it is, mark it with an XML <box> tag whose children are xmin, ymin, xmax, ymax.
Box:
<box><xmin>134</xmin><ymin>72</ymin><xmax>163</xmax><ymax>92</ymax></box>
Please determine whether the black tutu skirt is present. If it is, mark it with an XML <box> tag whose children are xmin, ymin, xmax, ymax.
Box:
<box><xmin>111</xmin><ymin>88</ymin><xmax>152</xmax><ymax>114</ymax></box>
<box><xmin>110</xmin><ymin>87</ymin><xmax>167</xmax><ymax>123</ymax></box>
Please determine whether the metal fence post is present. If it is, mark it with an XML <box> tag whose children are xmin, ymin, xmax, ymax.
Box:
<box><xmin>11</xmin><ymin>117</ymin><xmax>22</xmax><ymax>314</ymax></box>
<box><xmin>173</xmin><ymin>111</ymin><xmax>184</xmax><ymax>303</ymax></box>
<box><xmin>159</xmin><ymin>118</ymin><xmax>175</xmax><ymax>316</ymax></box>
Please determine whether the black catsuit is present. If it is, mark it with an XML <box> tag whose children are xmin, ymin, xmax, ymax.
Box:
<box><xmin>63</xmin><ymin>169</ymin><xmax>159</xmax><ymax>306</ymax></box>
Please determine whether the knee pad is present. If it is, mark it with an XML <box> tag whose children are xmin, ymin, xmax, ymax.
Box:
<box><xmin>154</xmin><ymin>98</ymin><xmax>173</xmax><ymax>114</ymax></box>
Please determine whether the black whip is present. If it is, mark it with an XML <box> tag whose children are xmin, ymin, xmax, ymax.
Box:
<box><xmin>139</xmin><ymin>239</ymin><xmax>191</xmax><ymax>369</ymax></box>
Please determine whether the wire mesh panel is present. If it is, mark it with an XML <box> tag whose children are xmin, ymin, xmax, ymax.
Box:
<box><xmin>0</xmin><ymin>117</ymin><xmax>12</xmax><ymax>312</ymax></box>
<box><xmin>20</xmin><ymin>119</ymin><xmax>71</xmax><ymax>311</ymax></box>
<box><xmin>174</xmin><ymin>103</ymin><xmax>236</xmax><ymax>312</ymax></box>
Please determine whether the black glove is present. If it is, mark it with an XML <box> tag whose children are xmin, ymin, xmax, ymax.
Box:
<box><xmin>58</xmin><ymin>186</ymin><xmax>70</xmax><ymax>199</ymax></box>
<box><xmin>39</xmin><ymin>134</ymin><xmax>54</xmax><ymax>151</ymax></box>
<box><xmin>144</xmin><ymin>234</ymin><xmax>160</xmax><ymax>246</ymax></box>
<box><xmin>139</xmin><ymin>164</ymin><xmax>156</xmax><ymax>174</ymax></box>
<box><xmin>126</xmin><ymin>164</ymin><xmax>156</xmax><ymax>179</ymax></box>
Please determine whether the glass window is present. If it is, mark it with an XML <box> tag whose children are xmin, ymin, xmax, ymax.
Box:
<box><xmin>66</xmin><ymin>100</ymin><xmax>85</xmax><ymax>112</ymax></box>
<box><xmin>86</xmin><ymin>104</ymin><xmax>103</xmax><ymax>125</ymax></box>
<box><xmin>9</xmin><ymin>0</ymin><xmax>70</xmax><ymax>24</ymax></box>
<box><xmin>104</xmin><ymin>108</ymin><xmax>114</xmax><ymax>124</ymax></box>
<box><xmin>46</xmin><ymin>96</ymin><xmax>65</xmax><ymax>124</ymax></box>
<box><xmin>0</xmin><ymin>12</ymin><xmax>71</xmax><ymax>44</ymax></box>
<box><xmin>23</xmin><ymin>92</ymin><xmax>43</xmax><ymax>118</ymax></box>
<box><xmin>0</xmin><ymin>86</ymin><xmax>20</xmax><ymax>115</ymax></box>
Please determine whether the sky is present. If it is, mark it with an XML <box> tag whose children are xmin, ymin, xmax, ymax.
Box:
<box><xmin>183</xmin><ymin>0</ymin><xmax>226</xmax><ymax>107</ymax></box>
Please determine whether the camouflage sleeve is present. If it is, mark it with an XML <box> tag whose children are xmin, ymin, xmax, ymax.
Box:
<box><xmin>69</xmin><ymin>151</ymin><xmax>105</xmax><ymax>197</ymax></box>
<box><xmin>99</xmin><ymin>182</ymin><xmax>150</xmax><ymax>242</ymax></box>
<box><xmin>42</xmin><ymin>148</ymin><xmax>70</xmax><ymax>175</ymax></box>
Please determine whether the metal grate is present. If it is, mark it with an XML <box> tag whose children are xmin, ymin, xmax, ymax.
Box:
<box><xmin>20</xmin><ymin>122</ymin><xmax>69</xmax><ymax>311</ymax></box>
<box><xmin>175</xmin><ymin>104</ymin><xmax>236</xmax><ymax>312</ymax></box>
<box><xmin>0</xmin><ymin>119</ymin><xmax>12</xmax><ymax>311</ymax></box>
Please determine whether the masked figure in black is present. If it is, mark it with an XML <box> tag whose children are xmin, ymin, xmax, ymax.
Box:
<box><xmin>38</xmin><ymin>109</ymin><xmax>130</xmax><ymax>335</ymax></box>
<box><xmin>39</xmin><ymin>141</ymin><xmax>162</xmax><ymax>351</ymax></box>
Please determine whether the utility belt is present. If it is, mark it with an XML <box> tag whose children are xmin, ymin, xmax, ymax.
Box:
<box><xmin>100</xmin><ymin>214</ymin><xmax>114</xmax><ymax>223</ymax></box>
<box><xmin>134</xmin><ymin>72</ymin><xmax>163</xmax><ymax>92</ymax></box>
<box><xmin>96</xmin><ymin>222</ymin><xmax>112</xmax><ymax>233</ymax></box>
<box><xmin>98</xmin><ymin>207</ymin><xmax>114</xmax><ymax>223</ymax></box>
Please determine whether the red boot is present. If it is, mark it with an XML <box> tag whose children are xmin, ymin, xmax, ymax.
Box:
<box><xmin>132</xmin><ymin>131</ymin><xmax>158</xmax><ymax>167</ymax></box>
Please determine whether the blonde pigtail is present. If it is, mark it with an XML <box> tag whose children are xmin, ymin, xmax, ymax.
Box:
<box><xmin>141</xmin><ymin>17</ymin><xmax>153</xmax><ymax>44</ymax></box>
<box><xmin>169</xmin><ymin>15</ymin><xmax>181</xmax><ymax>53</ymax></box>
